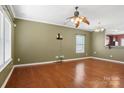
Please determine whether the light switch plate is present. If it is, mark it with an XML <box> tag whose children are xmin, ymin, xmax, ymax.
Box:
<box><xmin>109</xmin><ymin>55</ymin><xmax>113</xmax><ymax>58</ymax></box>
<box><xmin>94</xmin><ymin>51</ymin><xmax>96</xmax><ymax>54</ymax></box>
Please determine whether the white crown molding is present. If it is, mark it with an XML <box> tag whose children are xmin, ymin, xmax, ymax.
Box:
<box><xmin>8</xmin><ymin>5</ymin><xmax>16</xmax><ymax>17</ymax></box>
<box><xmin>15</xmin><ymin>17</ymin><xmax>92</xmax><ymax>32</ymax></box>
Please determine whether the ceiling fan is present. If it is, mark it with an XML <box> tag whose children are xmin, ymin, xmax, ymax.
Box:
<box><xmin>65</xmin><ymin>6</ymin><xmax>90</xmax><ymax>28</ymax></box>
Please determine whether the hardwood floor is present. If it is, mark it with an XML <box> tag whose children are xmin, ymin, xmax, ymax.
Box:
<box><xmin>5</xmin><ymin>59</ymin><xmax>124</xmax><ymax>88</ymax></box>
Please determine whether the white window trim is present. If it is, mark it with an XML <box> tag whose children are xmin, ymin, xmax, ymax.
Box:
<box><xmin>76</xmin><ymin>35</ymin><xmax>85</xmax><ymax>53</ymax></box>
<box><xmin>0</xmin><ymin>6</ymin><xmax>12</xmax><ymax>72</ymax></box>
<box><xmin>4</xmin><ymin>16</ymin><xmax>12</xmax><ymax>62</ymax></box>
<box><xmin>0</xmin><ymin>10</ymin><xmax>4</xmax><ymax>66</ymax></box>
<box><xmin>0</xmin><ymin>58</ymin><xmax>12</xmax><ymax>72</ymax></box>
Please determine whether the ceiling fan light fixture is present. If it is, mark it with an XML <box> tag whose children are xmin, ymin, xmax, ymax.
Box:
<box><xmin>71</xmin><ymin>18</ymin><xmax>74</xmax><ymax>22</ymax></box>
<box><xmin>65</xmin><ymin>6</ymin><xmax>90</xmax><ymax>28</ymax></box>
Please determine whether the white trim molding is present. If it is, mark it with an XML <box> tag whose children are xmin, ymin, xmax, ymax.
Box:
<box><xmin>14</xmin><ymin>57</ymin><xmax>91</xmax><ymax>68</ymax></box>
<box><xmin>13</xmin><ymin>56</ymin><xmax>124</xmax><ymax>68</ymax></box>
<box><xmin>1</xmin><ymin>66</ymin><xmax>14</xmax><ymax>88</ymax></box>
<box><xmin>14</xmin><ymin>61</ymin><xmax>57</xmax><ymax>68</ymax></box>
<box><xmin>9</xmin><ymin>6</ymin><xmax>16</xmax><ymax>17</ymax></box>
<box><xmin>63</xmin><ymin>57</ymin><xmax>91</xmax><ymax>62</ymax></box>
<box><xmin>0</xmin><ymin>58</ymin><xmax>13</xmax><ymax>72</ymax></box>
<box><xmin>15</xmin><ymin>17</ymin><xmax>92</xmax><ymax>32</ymax></box>
<box><xmin>91</xmin><ymin>57</ymin><xmax>124</xmax><ymax>64</ymax></box>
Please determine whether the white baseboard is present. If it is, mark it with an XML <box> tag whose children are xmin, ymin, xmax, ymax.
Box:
<box><xmin>0</xmin><ymin>58</ymin><xmax>13</xmax><ymax>73</ymax></box>
<box><xmin>13</xmin><ymin>56</ymin><xmax>124</xmax><ymax>68</ymax></box>
<box><xmin>91</xmin><ymin>57</ymin><xmax>124</xmax><ymax>64</ymax></box>
<box><xmin>14</xmin><ymin>57</ymin><xmax>91</xmax><ymax>68</ymax></box>
<box><xmin>63</xmin><ymin>57</ymin><xmax>92</xmax><ymax>62</ymax></box>
<box><xmin>14</xmin><ymin>61</ymin><xmax>57</xmax><ymax>68</ymax></box>
<box><xmin>1</xmin><ymin>66</ymin><xmax>15</xmax><ymax>88</ymax></box>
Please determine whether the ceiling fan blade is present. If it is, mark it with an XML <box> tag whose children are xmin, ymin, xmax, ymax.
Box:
<box><xmin>64</xmin><ymin>16</ymin><xmax>76</xmax><ymax>25</ymax></box>
<box><xmin>75</xmin><ymin>21</ymin><xmax>80</xmax><ymax>28</ymax></box>
<box><xmin>83</xmin><ymin>17</ymin><xmax>90</xmax><ymax>25</ymax></box>
<box><xmin>79</xmin><ymin>16</ymin><xmax>90</xmax><ymax>25</ymax></box>
<box><xmin>64</xmin><ymin>19</ymin><xmax>70</xmax><ymax>25</ymax></box>
<box><xmin>79</xmin><ymin>16</ymin><xmax>85</xmax><ymax>19</ymax></box>
<box><xmin>66</xmin><ymin>16</ymin><xmax>75</xmax><ymax>20</ymax></box>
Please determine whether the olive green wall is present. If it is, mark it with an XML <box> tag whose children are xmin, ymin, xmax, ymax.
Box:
<box><xmin>14</xmin><ymin>19</ymin><xmax>91</xmax><ymax>64</ymax></box>
<box><xmin>0</xmin><ymin>62</ymin><xmax>13</xmax><ymax>87</ymax></box>
<box><xmin>91</xmin><ymin>32</ymin><xmax>124</xmax><ymax>62</ymax></box>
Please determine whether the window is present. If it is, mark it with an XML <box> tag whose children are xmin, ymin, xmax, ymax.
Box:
<box><xmin>4</xmin><ymin>17</ymin><xmax>11</xmax><ymax>63</ymax></box>
<box><xmin>76</xmin><ymin>35</ymin><xmax>85</xmax><ymax>53</ymax></box>
<box><xmin>0</xmin><ymin>8</ymin><xmax>12</xmax><ymax>71</ymax></box>
<box><xmin>0</xmin><ymin>11</ymin><xmax>3</xmax><ymax>66</ymax></box>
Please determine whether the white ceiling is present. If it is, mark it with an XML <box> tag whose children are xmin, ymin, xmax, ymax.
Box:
<box><xmin>12</xmin><ymin>5</ymin><xmax>124</xmax><ymax>31</ymax></box>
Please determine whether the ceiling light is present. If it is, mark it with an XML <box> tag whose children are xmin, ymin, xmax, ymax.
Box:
<box><xmin>94</xmin><ymin>22</ymin><xmax>105</xmax><ymax>32</ymax></box>
<box><xmin>65</xmin><ymin>6</ymin><xmax>90</xmax><ymax>28</ymax></box>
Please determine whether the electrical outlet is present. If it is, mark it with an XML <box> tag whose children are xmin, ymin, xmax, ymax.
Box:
<box><xmin>14</xmin><ymin>24</ymin><xmax>16</xmax><ymax>27</ymax></box>
<box><xmin>17</xmin><ymin>58</ymin><xmax>20</xmax><ymax>62</ymax></box>
<box><xmin>86</xmin><ymin>53</ymin><xmax>88</xmax><ymax>56</ymax></box>
<box><xmin>110</xmin><ymin>55</ymin><xmax>113</xmax><ymax>58</ymax></box>
<box><xmin>56</xmin><ymin>56</ymin><xmax>59</xmax><ymax>59</ymax></box>
<box><xmin>94</xmin><ymin>51</ymin><xmax>96</xmax><ymax>54</ymax></box>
